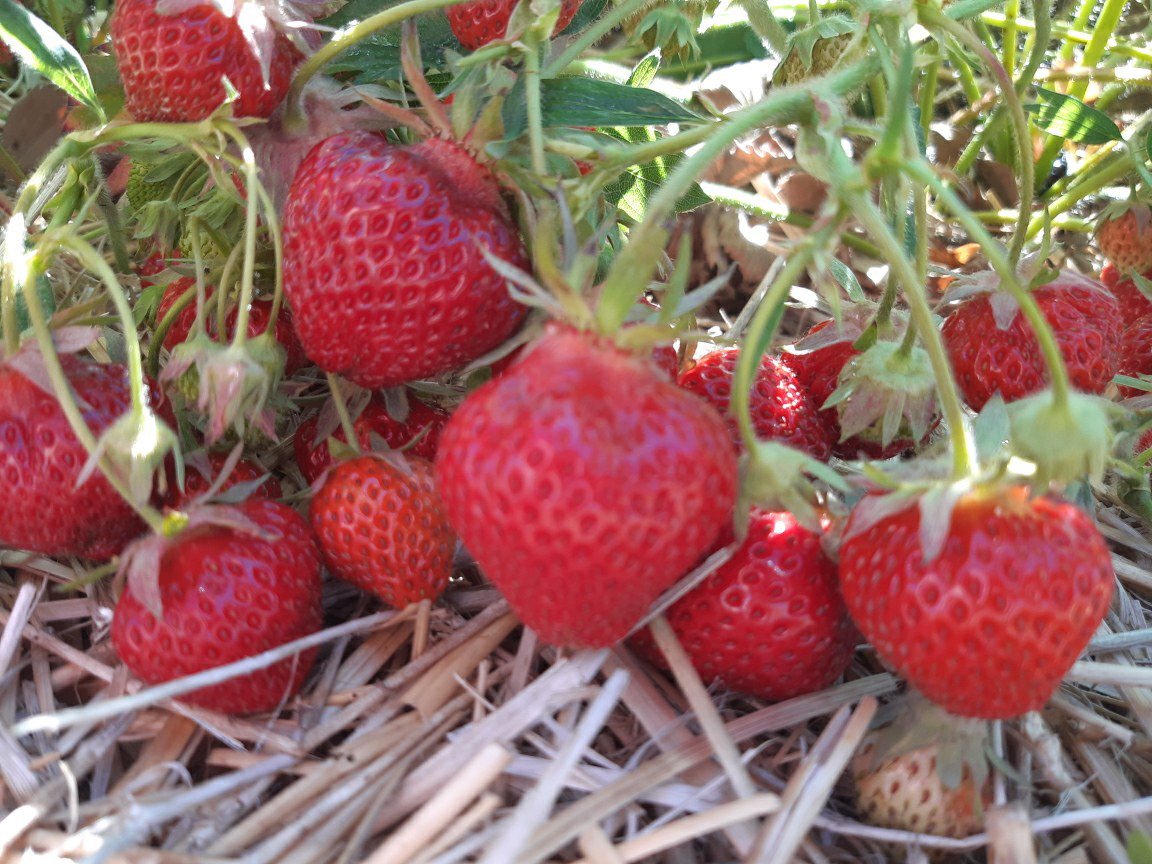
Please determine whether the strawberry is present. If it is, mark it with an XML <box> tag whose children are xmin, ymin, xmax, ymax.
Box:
<box><xmin>1108</xmin><ymin>273</ymin><xmax>1152</xmax><ymax>321</ymax></box>
<box><xmin>294</xmin><ymin>395</ymin><xmax>449</xmax><ymax>486</ymax></box>
<box><xmin>166</xmin><ymin>451</ymin><xmax>282</xmax><ymax>509</ymax></box>
<box><xmin>156</xmin><ymin>277</ymin><xmax>202</xmax><ymax>353</ymax></box>
<box><xmin>435</xmin><ymin>326</ymin><xmax>739</xmax><ymax>648</ymax></box>
<box><xmin>283</xmin><ymin>132</ymin><xmax>529</xmax><ymax>389</ymax></box>
<box><xmin>446</xmin><ymin>0</ymin><xmax>582</xmax><ymax>50</ymax></box>
<box><xmin>311</xmin><ymin>455</ymin><xmax>455</xmax><ymax>607</ymax></box>
<box><xmin>838</xmin><ymin>486</ymin><xmax>1114</xmax><ymax>719</ymax></box>
<box><xmin>111</xmin><ymin>0</ymin><xmax>300</xmax><ymax>123</ymax></box>
<box><xmin>637</xmin><ymin>510</ymin><xmax>856</xmax><ymax>702</ymax></box>
<box><xmin>111</xmin><ymin>499</ymin><xmax>323</xmax><ymax>714</ymax></box>
<box><xmin>1101</xmin><ymin>261</ymin><xmax>1121</xmax><ymax>289</ymax></box>
<box><xmin>853</xmin><ymin>740</ymin><xmax>990</xmax><ymax>838</ymax></box>
<box><xmin>941</xmin><ymin>271</ymin><xmax>1122</xmax><ymax>411</ymax></box>
<box><xmin>677</xmin><ymin>347</ymin><xmax>832</xmax><ymax>460</ymax></box>
<box><xmin>1119</xmin><ymin>313</ymin><xmax>1152</xmax><ymax>398</ymax></box>
<box><xmin>0</xmin><ymin>356</ymin><xmax>164</xmax><ymax>558</ymax></box>
<box><xmin>1097</xmin><ymin>203</ymin><xmax>1152</xmax><ymax>275</ymax></box>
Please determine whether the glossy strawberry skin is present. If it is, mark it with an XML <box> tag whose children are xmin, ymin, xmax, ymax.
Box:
<box><xmin>941</xmin><ymin>278</ymin><xmax>1122</xmax><ymax>411</ymax></box>
<box><xmin>311</xmin><ymin>455</ymin><xmax>455</xmax><ymax>607</ymax></box>
<box><xmin>839</xmin><ymin>488</ymin><xmax>1114</xmax><ymax>719</ymax></box>
<box><xmin>1097</xmin><ymin>205</ymin><xmax>1152</xmax><ymax>274</ymax></box>
<box><xmin>0</xmin><ymin>357</ymin><xmax>161</xmax><ymax>558</ymax></box>
<box><xmin>111</xmin><ymin>499</ymin><xmax>323</xmax><ymax>714</ymax></box>
<box><xmin>112</xmin><ymin>0</ymin><xmax>299</xmax><ymax>123</ymax></box>
<box><xmin>447</xmin><ymin>0</ymin><xmax>582</xmax><ymax>50</ymax></box>
<box><xmin>294</xmin><ymin>396</ymin><xmax>450</xmax><ymax>486</ymax></box>
<box><xmin>1119</xmin><ymin>313</ymin><xmax>1152</xmax><ymax>398</ymax></box>
<box><xmin>156</xmin><ymin>277</ymin><xmax>201</xmax><ymax>353</ymax></box>
<box><xmin>678</xmin><ymin>347</ymin><xmax>832</xmax><ymax>460</ymax></box>
<box><xmin>166</xmin><ymin>452</ymin><xmax>282</xmax><ymax>510</ymax></box>
<box><xmin>1109</xmin><ymin>274</ymin><xmax>1152</xmax><ymax>320</ymax></box>
<box><xmin>435</xmin><ymin>328</ymin><xmax>740</xmax><ymax>648</ymax></box>
<box><xmin>283</xmin><ymin>133</ymin><xmax>529</xmax><ymax>389</ymax></box>
<box><xmin>643</xmin><ymin>510</ymin><xmax>856</xmax><ymax>701</ymax></box>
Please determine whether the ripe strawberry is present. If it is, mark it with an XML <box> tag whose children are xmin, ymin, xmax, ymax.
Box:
<box><xmin>1108</xmin><ymin>273</ymin><xmax>1152</xmax><ymax>321</ymax></box>
<box><xmin>156</xmin><ymin>277</ymin><xmax>202</xmax><ymax>353</ymax></box>
<box><xmin>311</xmin><ymin>455</ymin><xmax>455</xmax><ymax>607</ymax></box>
<box><xmin>1101</xmin><ymin>261</ymin><xmax>1120</xmax><ymax>289</ymax></box>
<box><xmin>435</xmin><ymin>327</ymin><xmax>739</xmax><ymax>648</ymax></box>
<box><xmin>941</xmin><ymin>272</ymin><xmax>1122</xmax><ymax>411</ymax></box>
<box><xmin>0</xmin><ymin>356</ymin><xmax>163</xmax><ymax>558</ymax></box>
<box><xmin>166</xmin><ymin>451</ymin><xmax>282</xmax><ymax>509</ymax></box>
<box><xmin>1118</xmin><ymin>313</ymin><xmax>1152</xmax><ymax>399</ymax></box>
<box><xmin>1097</xmin><ymin>203</ymin><xmax>1152</xmax><ymax>275</ymax></box>
<box><xmin>853</xmin><ymin>741</ymin><xmax>989</xmax><ymax>838</ymax></box>
<box><xmin>111</xmin><ymin>499</ymin><xmax>323</xmax><ymax>713</ymax></box>
<box><xmin>677</xmin><ymin>347</ymin><xmax>832</xmax><ymax>460</ymax></box>
<box><xmin>839</xmin><ymin>486</ymin><xmax>1114</xmax><ymax>719</ymax></box>
<box><xmin>137</xmin><ymin>249</ymin><xmax>170</xmax><ymax>287</ymax></box>
<box><xmin>111</xmin><ymin>0</ymin><xmax>300</xmax><ymax>123</ymax></box>
<box><xmin>638</xmin><ymin>510</ymin><xmax>856</xmax><ymax>701</ymax></box>
<box><xmin>294</xmin><ymin>395</ymin><xmax>450</xmax><ymax>486</ymax></box>
<box><xmin>283</xmin><ymin>132</ymin><xmax>529</xmax><ymax>389</ymax></box>
<box><xmin>447</xmin><ymin>0</ymin><xmax>582</xmax><ymax>50</ymax></box>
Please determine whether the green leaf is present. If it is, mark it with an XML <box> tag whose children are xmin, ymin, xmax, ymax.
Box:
<box><xmin>323</xmin><ymin>5</ymin><xmax>459</xmax><ymax>82</ymax></box>
<box><xmin>1026</xmin><ymin>88</ymin><xmax>1122</xmax><ymax>145</ymax></box>
<box><xmin>660</xmin><ymin>23</ymin><xmax>769</xmax><ymax>80</ymax></box>
<box><xmin>628</xmin><ymin>52</ymin><xmax>660</xmax><ymax>89</ymax></box>
<box><xmin>0</xmin><ymin>0</ymin><xmax>102</xmax><ymax>119</ymax></box>
<box><xmin>562</xmin><ymin>0</ymin><xmax>606</xmax><ymax>34</ymax></box>
<box><xmin>826</xmin><ymin>256</ymin><xmax>865</xmax><ymax>303</ymax></box>
<box><xmin>504</xmin><ymin>77</ymin><xmax>700</xmax><ymax>138</ymax></box>
<box><xmin>1127</xmin><ymin>831</ymin><xmax>1152</xmax><ymax>864</ymax></box>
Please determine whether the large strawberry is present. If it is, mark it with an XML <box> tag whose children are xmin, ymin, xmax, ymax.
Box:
<box><xmin>295</xmin><ymin>395</ymin><xmax>449</xmax><ymax>486</ymax></box>
<box><xmin>1097</xmin><ymin>202</ymin><xmax>1152</xmax><ymax>275</ymax></box>
<box><xmin>111</xmin><ymin>0</ymin><xmax>300</xmax><ymax>123</ymax></box>
<box><xmin>638</xmin><ymin>510</ymin><xmax>856</xmax><ymax>702</ymax></box>
<box><xmin>435</xmin><ymin>327</ymin><xmax>739</xmax><ymax>648</ymax></box>
<box><xmin>111</xmin><ymin>499</ymin><xmax>324</xmax><ymax>714</ymax></box>
<box><xmin>311</xmin><ymin>455</ymin><xmax>455</xmax><ymax>607</ymax></box>
<box><xmin>1108</xmin><ymin>273</ymin><xmax>1152</xmax><ymax>321</ymax></box>
<box><xmin>677</xmin><ymin>347</ymin><xmax>831</xmax><ymax>460</ymax></box>
<box><xmin>283</xmin><ymin>132</ymin><xmax>529</xmax><ymax>388</ymax></box>
<box><xmin>838</xmin><ymin>486</ymin><xmax>1114</xmax><ymax>719</ymax></box>
<box><xmin>1119</xmin><ymin>313</ymin><xmax>1152</xmax><ymax>398</ymax></box>
<box><xmin>447</xmin><ymin>0</ymin><xmax>582</xmax><ymax>49</ymax></box>
<box><xmin>941</xmin><ymin>271</ymin><xmax>1122</xmax><ymax>411</ymax></box>
<box><xmin>0</xmin><ymin>355</ymin><xmax>164</xmax><ymax>558</ymax></box>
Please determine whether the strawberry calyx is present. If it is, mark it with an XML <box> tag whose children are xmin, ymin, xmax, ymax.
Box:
<box><xmin>1007</xmin><ymin>389</ymin><xmax>1118</xmax><ymax>486</ymax></box>
<box><xmin>742</xmin><ymin>439</ymin><xmax>850</xmax><ymax>531</ymax></box>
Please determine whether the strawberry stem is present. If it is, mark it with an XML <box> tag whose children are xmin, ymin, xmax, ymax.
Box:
<box><xmin>733</xmin><ymin>0</ymin><xmax>788</xmax><ymax>56</ymax></box>
<box><xmin>219</xmin><ymin>125</ymin><xmax>260</xmax><ymax>350</ymax></box>
<box><xmin>326</xmin><ymin>373</ymin><xmax>362</xmax><ymax>454</ymax></box>
<box><xmin>524</xmin><ymin>44</ymin><xmax>548</xmax><ymax>176</ymax></box>
<box><xmin>147</xmin><ymin>280</ymin><xmax>198</xmax><ymax>379</ymax></box>
<box><xmin>542</xmin><ymin>0</ymin><xmax>660</xmax><ymax>78</ymax></box>
<box><xmin>901</xmin><ymin>157</ymin><xmax>1074</xmax><ymax>409</ymax></box>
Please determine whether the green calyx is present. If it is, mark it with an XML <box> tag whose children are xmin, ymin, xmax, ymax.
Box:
<box><xmin>771</xmin><ymin>16</ymin><xmax>866</xmax><ymax>88</ymax></box>
<box><xmin>1008</xmin><ymin>390</ymin><xmax>1118</xmax><ymax>486</ymax></box>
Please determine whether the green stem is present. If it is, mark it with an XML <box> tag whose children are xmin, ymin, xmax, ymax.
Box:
<box><xmin>902</xmin><ymin>157</ymin><xmax>1072</xmax><ymax>407</ymax></box>
<box><xmin>283</xmin><ymin>0</ymin><xmax>477</xmax><ymax>130</ymax></box>
<box><xmin>220</xmin><ymin>125</ymin><xmax>260</xmax><ymax>349</ymax></box>
<box><xmin>738</xmin><ymin>0</ymin><xmax>790</xmax><ymax>56</ymax></box>
<box><xmin>524</xmin><ymin>45</ymin><xmax>547</xmax><ymax>175</ymax></box>
<box><xmin>326</xmin><ymin>373</ymin><xmax>361</xmax><ymax>453</ymax></box>
<box><xmin>1027</xmin><ymin>148</ymin><xmax>1131</xmax><ymax>238</ymax></box>
<box><xmin>846</xmin><ymin>186</ymin><xmax>973</xmax><ymax>480</ymax></box>
<box><xmin>981</xmin><ymin>12</ymin><xmax>1152</xmax><ymax>65</ymax></box>
<box><xmin>596</xmin><ymin>54</ymin><xmax>880</xmax><ymax>333</ymax></box>
<box><xmin>918</xmin><ymin>59</ymin><xmax>940</xmax><ymax>144</ymax></box>
<box><xmin>923</xmin><ymin>9</ymin><xmax>1034</xmax><ymax>269</ymax></box>
<box><xmin>147</xmin><ymin>281</ymin><xmax>198</xmax><ymax>379</ymax></box>
<box><xmin>543</xmin><ymin>0</ymin><xmax>657</xmax><ymax>77</ymax></box>
<box><xmin>1002</xmin><ymin>0</ymin><xmax>1018</xmax><ymax>74</ymax></box>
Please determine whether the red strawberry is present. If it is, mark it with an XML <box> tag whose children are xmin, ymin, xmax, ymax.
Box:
<box><xmin>447</xmin><ymin>0</ymin><xmax>582</xmax><ymax>50</ymax></box>
<box><xmin>1119</xmin><ymin>313</ymin><xmax>1152</xmax><ymax>398</ymax></box>
<box><xmin>839</xmin><ymin>487</ymin><xmax>1114</xmax><ymax>719</ymax></box>
<box><xmin>137</xmin><ymin>249</ymin><xmax>170</xmax><ymax>286</ymax></box>
<box><xmin>652</xmin><ymin>343</ymin><xmax>679</xmax><ymax>378</ymax></box>
<box><xmin>156</xmin><ymin>277</ymin><xmax>203</xmax><ymax>353</ymax></box>
<box><xmin>0</xmin><ymin>356</ymin><xmax>162</xmax><ymax>558</ymax></box>
<box><xmin>1108</xmin><ymin>274</ymin><xmax>1152</xmax><ymax>321</ymax></box>
<box><xmin>678</xmin><ymin>347</ymin><xmax>831</xmax><ymax>460</ymax></box>
<box><xmin>941</xmin><ymin>272</ymin><xmax>1122</xmax><ymax>411</ymax></box>
<box><xmin>283</xmin><ymin>133</ymin><xmax>529</xmax><ymax>388</ymax></box>
<box><xmin>638</xmin><ymin>510</ymin><xmax>856</xmax><ymax>701</ymax></box>
<box><xmin>294</xmin><ymin>395</ymin><xmax>450</xmax><ymax>486</ymax></box>
<box><xmin>311</xmin><ymin>455</ymin><xmax>455</xmax><ymax>607</ymax></box>
<box><xmin>435</xmin><ymin>327</ymin><xmax>739</xmax><ymax>648</ymax></box>
<box><xmin>111</xmin><ymin>0</ymin><xmax>299</xmax><ymax>123</ymax></box>
<box><xmin>226</xmin><ymin>299</ymin><xmax>308</xmax><ymax>376</ymax></box>
<box><xmin>166</xmin><ymin>451</ymin><xmax>282</xmax><ymax>509</ymax></box>
<box><xmin>1097</xmin><ymin>203</ymin><xmax>1152</xmax><ymax>274</ymax></box>
<box><xmin>111</xmin><ymin>499</ymin><xmax>323</xmax><ymax>714</ymax></box>
<box><xmin>1101</xmin><ymin>261</ymin><xmax>1120</xmax><ymax>289</ymax></box>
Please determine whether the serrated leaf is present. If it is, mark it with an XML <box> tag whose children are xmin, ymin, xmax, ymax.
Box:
<box><xmin>1027</xmin><ymin>88</ymin><xmax>1122</xmax><ymax>146</ymax></box>
<box><xmin>504</xmin><ymin>77</ymin><xmax>701</xmax><ymax>138</ymax></box>
<box><xmin>0</xmin><ymin>0</ymin><xmax>103</xmax><ymax>119</ymax></box>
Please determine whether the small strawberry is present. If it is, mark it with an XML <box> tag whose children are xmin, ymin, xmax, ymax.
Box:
<box><xmin>435</xmin><ymin>326</ymin><xmax>739</xmax><ymax>648</ymax></box>
<box><xmin>0</xmin><ymin>355</ymin><xmax>164</xmax><ymax>558</ymax></box>
<box><xmin>283</xmin><ymin>132</ymin><xmax>529</xmax><ymax>389</ymax></box>
<box><xmin>294</xmin><ymin>394</ymin><xmax>449</xmax><ymax>486</ymax></box>
<box><xmin>156</xmin><ymin>277</ymin><xmax>203</xmax><ymax>353</ymax></box>
<box><xmin>941</xmin><ymin>271</ymin><xmax>1122</xmax><ymax>411</ymax></box>
<box><xmin>166</xmin><ymin>451</ymin><xmax>282</xmax><ymax>509</ymax></box>
<box><xmin>1108</xmin><ymin>273</ymin><xmax>1152</xmax><ymax>321</ymax></box>
<box><xmin>677</xmin><ymin>347</ymin><xmax>832</xmax><ymax>460</ymax></box>
<box><xmin>111</xmin><ymin>499</ymin><xmax>324</xmax><ymax>714</ymax></box>
<box><xmin>637</xmin><ymin>510</ymin><xmax>856</xmax><ymax>702</ymax></box>
<box><xmin>839</xmin><ymin>486</ymin><xmax>1114</xmax><ymax>719</ymax></box>
<box><xmin>310</xmin><ymin>454</ymin><xmax>455</xmax><ymax>607</ymax></box>
<box><xmin>447</xmin><ymin>0</ymin><xmax>582</xmax><ymax>50</ymax></box>
<box><xmin>1097</xmin><ymin>202</ymin><xmax>1152</xmax><ymax>275</ymax></box>
<box><xmin>111</xmin><ymin>0</ymin><xmax>300</xmax><ymax>123</ymax></box>
<box><xmin>1119</xmin><ymin>313</ymin><xmax>1152</xmax><ymax>398</ymax></box>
